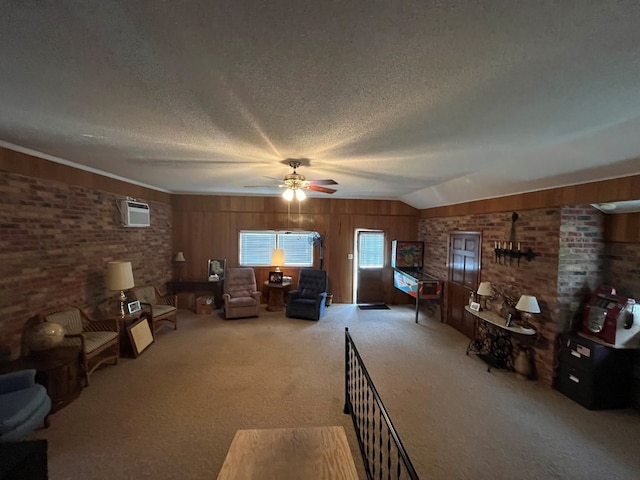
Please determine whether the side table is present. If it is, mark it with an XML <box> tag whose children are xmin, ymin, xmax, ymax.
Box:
<box><xmin>264</xmin><ymin>281</ymin><xmax>292</xmax><ymax>312</ymax></box>
<box><xmin>0</xmin><ymin>347</ymin><xmax>83</xmax><ymax>413</ymax></box>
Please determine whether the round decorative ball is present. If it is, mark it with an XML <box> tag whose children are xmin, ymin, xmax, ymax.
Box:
<box><xmin>25</xmin><ymin>318</ymin><xmax>66</xmax><ymax>351</ymax></box>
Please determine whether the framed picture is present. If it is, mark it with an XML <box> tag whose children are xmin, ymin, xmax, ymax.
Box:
<box><xmin>127</xmin><ymin>300</ymin><xmax>141</xmax><ymax>314</ymax></box>
<box><xmin>207</xmin><ymin>258</ymin><xmax>226</xmax><ymax>280</ymax></box>
<box><xmin>268</xmin><ymin>271</ymin><xmax>283</xmax><ymax>284</ymax></box>
<box><xmin>470</xmin><ymin>301</ymin><xmax>481</xmax><ymax>312</ymax></box>
<box><xmin>127</xmin><ymin>317</ymin><xmax>154</xmax><ymax>358</ymax></box>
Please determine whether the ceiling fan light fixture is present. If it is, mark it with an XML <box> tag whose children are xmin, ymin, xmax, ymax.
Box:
<box><xmin>282</xmin><ymin>188</ymin><xmax>294</xmax><ymax>201</ymax></box>
<box><xmin>295</xmin><ymin>189</ymin><xmax>306</xmax><ymax>201</ymax></box>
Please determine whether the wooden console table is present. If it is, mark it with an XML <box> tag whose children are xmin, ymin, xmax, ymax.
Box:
<box><xmin>465</xmin><ymin>305</ymin><xmax>536</xmax><ymax>371</ymax></box>
<box><xmin>166</xmin><ymin>280</ymin><xmax>223</xmax><ymax>308</ymax></box>
<box><xmin>216</xmin><ymin>426</ymin><xmax>359</xmax><ymax>480</ymax></box>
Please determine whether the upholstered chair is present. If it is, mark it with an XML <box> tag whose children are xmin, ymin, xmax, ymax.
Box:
<box><xmin>222</xmin><ymin>268</ymin><xmax>261</xmax><ymax>319</ymax></box>
<box><xmin>132</xmin><ymin>286</ymin><xmax>178</xmax><ymax>333</ymax></box>
<box><xmin>44</xmin><ymin>306</ymin><xmax>119</xmax><ymax>386</ymax></box>
<box><xmin>286</xmin><ymin>269</ymin><xmax>328</xmax><ymax>321</ymax></box>
<box><xmin>0</xmin><ymin>369</ymin><xmax>51</xmax><ymax>442</ymax></box>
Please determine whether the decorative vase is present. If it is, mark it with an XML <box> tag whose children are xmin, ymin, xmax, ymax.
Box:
<box><xmin>514</xmin><ymin>348</ymin><xmax>532</xmax><ymax>380</ymax></box>
<box><xmin>25</xmin><ymin>317</ymin><xmax>66</xmax><ymax>352</ymax></box>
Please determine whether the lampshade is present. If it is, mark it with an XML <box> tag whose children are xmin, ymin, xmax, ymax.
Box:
<box><xmin>106</xmin><ymin>261</ymin><xmax>135</xmax><ymax>291</ymax></box>
<box><xmin>477</xmin><ymin>282</ymin><xmax>493</xmax><ymax>297</ymax></box>
<box><xmin>271</xmin><ymin>248</ymin><xmax>285</xmax><ymax>267</ymax></box>
<box><xmin>295</xmin><ymin>189</ymin><xmax>306</xmax><ymax>201</ymax></box>
<box><xmin>173</xmin><ymin>251</ymin><xmax>186</xmax><ymax>262</ymax></box>
<box><xmin>515</xmin><ymin>295</ymin><xmax>540</xmax><ymax>314</ymax></box>
<box><xmin>282</xmin><ymin>189</ymin><xmax>294</xmax><ymax>201</ymax></box>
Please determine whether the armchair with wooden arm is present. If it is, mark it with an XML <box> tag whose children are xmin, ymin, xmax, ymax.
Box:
<box><xmin>44</xmin><ymin>306</ymin><xmax>119</xmax><ymax>386</ymax></box>
<box><xmin>132</xmin><ymin>286</ymin><xmax>178</xmax><ymax>334</ymax></box>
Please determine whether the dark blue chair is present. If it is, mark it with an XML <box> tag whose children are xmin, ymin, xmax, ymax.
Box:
<box><xmin>286</xmin><ymin>269</ymin><xmax>328</xmax><ymax>321</ymax></box>
<box><xmin>0</xmin><ymin>369</ymin><xmax>51</xmax><ymax>442</ymax></box>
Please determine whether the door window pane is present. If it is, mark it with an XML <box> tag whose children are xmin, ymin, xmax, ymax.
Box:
<box><xmin>359</xmin><ymin>232</ymin><xmax>384</xmax><ymax>268</ymax></box>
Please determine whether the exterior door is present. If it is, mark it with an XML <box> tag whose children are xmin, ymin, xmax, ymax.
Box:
<box><xmin>355</xmin><ymin>230</ymin><xmax>386</xmax><ymax>304</ymax></box>
<box><xmin>447</xmin><ymin>232</ymin><xmax>481</xmax><ymax>339</ymax></box>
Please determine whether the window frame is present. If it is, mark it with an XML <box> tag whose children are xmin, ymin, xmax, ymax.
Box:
<box><xmin>239</xmin><ymin>230</ymin><xmax>315</xmax><ymax>267</ymax></box>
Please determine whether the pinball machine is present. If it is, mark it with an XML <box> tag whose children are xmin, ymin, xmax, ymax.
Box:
<box><xmin>391</xmin><ymin>240</ymin><xmax>444</xmax><ymax>323</ymax></box>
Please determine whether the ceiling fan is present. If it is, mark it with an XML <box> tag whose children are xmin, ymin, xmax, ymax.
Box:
<box><xmin>248</xmin><ymin>159</ymin><xmax>338</xmax><ymax>200</ymax></box>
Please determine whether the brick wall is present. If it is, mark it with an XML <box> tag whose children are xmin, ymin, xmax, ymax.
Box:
<box><xmin>556</xmin><ymin>206</ymin><xmax>605</xmax><ymax>332</ymax></box>
<box><xmin>420</xmin><ymin>204</ymin><xmax>640</xmax><ymax>406</ymax></box>
<box><xmin>0</xmin><ymin>171</ymin><xmax>172</xmax><ymax>360</ymax></box>
<box><xmin>419</xmin><ymin>208</ymin><xmax>561</xmax><ymax>385</ymax></box>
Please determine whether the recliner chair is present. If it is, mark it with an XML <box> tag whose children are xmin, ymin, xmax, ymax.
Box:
<box><xmin>0</xmin><ymin>369</ymin><xmax>51</xmax><ymax>442</ymax></box>
<box><xmin>286</xmin><ymin>269</ymin><xmax>328</xmax><ymax>321</ymax></box>
<box><xmin>223</xmin><ymin>268</ymin><xmax>261</xmax><ymax>319</ymax></box>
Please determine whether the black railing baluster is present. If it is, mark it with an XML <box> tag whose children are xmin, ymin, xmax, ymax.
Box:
<box><xmin>344</xmin><ymin>328</ymin><xmax>419</xmax><ymax>480</ymax></box>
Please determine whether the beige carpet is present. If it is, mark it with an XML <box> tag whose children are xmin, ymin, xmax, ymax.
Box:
<box><xmin>33</xmin><ymin>304</ymin><xmax>640</xmax><ymax>479</ymax></box>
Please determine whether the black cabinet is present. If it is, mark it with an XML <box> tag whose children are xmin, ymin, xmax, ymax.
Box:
<box><xmin>556</xmin><ymin>334</ymin><xmax>634</xmax><ymax>410</ymax></box>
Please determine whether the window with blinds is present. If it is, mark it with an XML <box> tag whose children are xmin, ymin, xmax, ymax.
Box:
<box><xmin>358</xmin><ymin>231</ymin><xmax>385</xmax><ymax>268</ymax></box>
<box><xmin>239</xmin><ymin>231</ymin><xmax>314</xmax><ymax>267</ymax></box>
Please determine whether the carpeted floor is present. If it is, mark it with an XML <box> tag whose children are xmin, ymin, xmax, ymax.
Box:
<box><xmin>31</xmin><ymin>304</ymin><xmax>640</xmax><ymax>479</ymax></box>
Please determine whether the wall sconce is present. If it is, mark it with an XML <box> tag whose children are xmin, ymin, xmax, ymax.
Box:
<box><xmin>271</xmin><ymin>248</ymin><xmax>285</xmax><ymax>272</ymax></box>
<box><xmin>515</xmin><ymin>294</ymin><xmax>541</xmax><ymax>327</ymax></box>
<box><xmin>494</xmin><ymin>241</ymin><xmax>539</xmax><ymax>265</ymax></box>
<box><xmin>476</xmin><ymin>282</ymin><xmax>493</xmax><ymax>310</ymax></box>
<box><xmin>106</xmin><ymin>261</ymin><xmax>135</xmax><ymax>317</ymax></box>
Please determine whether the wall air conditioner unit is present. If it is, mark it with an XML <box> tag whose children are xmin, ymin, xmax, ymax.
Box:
<box><xmin>117</xmin><ymin>199</ymin><xmax>150</xmax><ymax>227</ymax></box>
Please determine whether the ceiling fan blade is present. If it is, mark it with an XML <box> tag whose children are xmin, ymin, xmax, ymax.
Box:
<box><xmin>308</xmin><ymin>179</ymin><xmax>338</xmax><ymax>185</ymax></box>
<box><xmin>308</xmin><ymin>185</ymin><xmax>337</xmax><ymax>194</ymax></box>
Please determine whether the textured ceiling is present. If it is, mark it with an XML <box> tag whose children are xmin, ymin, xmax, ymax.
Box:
<box><xmin>1</xmin><ymin>1</ymin><xmax>640</xmax><ymax>209</ymax></box>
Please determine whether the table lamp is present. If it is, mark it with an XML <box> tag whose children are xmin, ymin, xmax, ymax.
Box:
<box><xmin>271</xmin><ymin>248</ymin><xmax>285</xmax><ymax>272</ymax></box>
<box><xmin>106</xmin><ymin>261</ymin><xmax>135</xmax><ymax>317</ymax></box>
<box><xmin>476</xmin><ymin>282</ymin><xmax>493</xmax><ymax>310</ymax></box>
<box><xmin>515</xmin><ymin>294</ymin><xmax>540</xmax><ymax>327</ymax></box>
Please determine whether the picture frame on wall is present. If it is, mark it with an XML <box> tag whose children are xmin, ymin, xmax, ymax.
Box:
<box><xmin>127</xmin><ymin>317</ymin><xmax>154</xmax><ymax>358</ymax></box>
<box><xmin>268</xmin><ymin>271</ymin><xmax>283</xmax><ymax>284</ymax></box>
<box><xmin>207</xmin><ymin>258</ymin><xmax>226</xmax><ymax>280</ymax></box>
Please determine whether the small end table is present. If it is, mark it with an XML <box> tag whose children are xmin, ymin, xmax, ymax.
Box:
<box><xmin>264</xmin><ymin>281</ymin><xmax>292</xmax><ymax>312</ymax></box>
<box><xmin>1</xmin><ymin>347</ymin><xmax>83</xmax><ymax>413</ymax></box>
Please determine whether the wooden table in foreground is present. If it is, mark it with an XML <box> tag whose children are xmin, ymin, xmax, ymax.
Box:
<box><xmin>216</xmin><ymin>426</ymin><xmax>359</xmax><ymax>480</ymax></box>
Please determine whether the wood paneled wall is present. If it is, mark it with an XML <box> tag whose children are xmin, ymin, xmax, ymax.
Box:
<box><xmin>605</xmin><ymin>213</ymin><xmax>640</xmax><ymax>243</ymax></box>
<box><xmin>421</xmin><ymin>175</ymin><xmax>640</xmax><ymax>219</ymax></box>
<box><xmin>171</xmin><ymin>195</ymin><xmax>419</xmax><ymax>304</ymax></box>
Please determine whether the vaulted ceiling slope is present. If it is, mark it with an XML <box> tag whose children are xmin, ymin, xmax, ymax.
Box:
<box><xmin>1</xmin><ymin>2</ymin><xmax>640</xmax><ymax>209</ymax></box>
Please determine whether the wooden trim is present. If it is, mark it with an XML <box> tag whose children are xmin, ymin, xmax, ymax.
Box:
<box><xmin>421</xmin><ymin>175</ymin><xmax>640</xmax><ymax>218</ymax></box>
<box><xmin>0</xmin><ymin>147</ymin><xmax>171</xmax><ymax>204</ymax></box>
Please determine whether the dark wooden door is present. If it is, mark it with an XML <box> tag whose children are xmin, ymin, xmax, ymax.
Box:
<box><xmin>447</xmin><ymin>232</ymin><xmax>481</xmax><ymax>339</ymax></box>
<box><xmin>355</xmin><ymin>230</ymin><xmax>386</xmax><ymax>304</ymax></box>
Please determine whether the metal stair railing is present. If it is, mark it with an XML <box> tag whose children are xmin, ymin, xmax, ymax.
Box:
<box><xmin>344</xmin><ymin>327</ymin><xmax>419</xmax><ymax>480</ymax></box>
